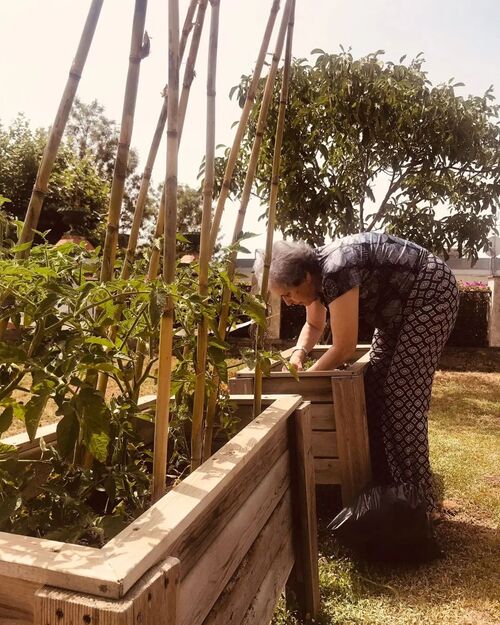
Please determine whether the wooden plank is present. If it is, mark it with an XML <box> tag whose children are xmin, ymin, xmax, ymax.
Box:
<box><xmin>0</xmin><ymin>396</ymin><xmax>301</xmax><ymax>600</ymax></box>
<box><xmin>260</xmin><ymin>377</ymin><xmax>333</xmax><ymax>402</ymax></box>
<box><xmin>34</xmin><ymin>557</ymin><xmax>179</xmax><ymax>625</ymax></box>
<box><xmin>346</xmin><ymin>348</ymin><xmax>371</xmax><ymax>374</ymax></box>
<box><xmin>227</xmin><ymin>396</ymin><xmax>292</xmax><ymax>431</ymax></box>
<box><xmin>280</xmin><ymin>343</ymin><xmax>368</xmax><ymax>360</ymax></box>
<box><xmin>289</xmin><ymin>403</ymin><xmax>320</xmax><ymax>620</ymax></box>
<box><xmin>137</xmin><ymin>394</ymin><xmax>157</xmax><ymax>410</ymax></box>
<box><xmin>0</xmin><ymin>574</ymin><xmax>41</xmax><ymax>625</ymax></box>
<box><xmin>331</xmin><ymin>376</ymin><xmax>372</xmax><ymax>504</ymax></box>
<box><xmin>312</xmin><ymin>431</ymin><xmax>337</xmax><ymax>458</ymax></box>
<box><xmin>314</xmin><ymin>458</ymin><xmax>341</xmax><ymax>485</ymax></box>
<box><xmin>229</xmin><ymin>401</ymin><xmax>337</xmax><ymax>455</ymax></box>
<box><xmin>2</xmin><ymin>423</ymin><xmax>57</xmax><ymax>458</ymax></box>
<box><xmin>240</xmin><ymin>532</ymin><xmax>294</xmax><ymax>625</ymax></box>
<box><xmin>235</xmin><ymin>368</ymin><xmax>360</xmax><ymax>379</ymax></box>
<box><xmin>147</xmin><ymin>414</ymin><xmax>289</xmax><ymax>582</ymax></box>
<box><xmin>0</xmin><ymin>532</ymin><xmax>120</xmax><ymax>599</ymax></box>
<box><xmin>228</xmin><ymin>376</ymin><xmax>253</xmax><ymax>394</ymax></box>
<box><xmin>178</xmin><ymin>453</ymin><xmax>290</xmax><ymax>625</ymax></box>
<box><xmin>202</xmin><ymin>489</ymin><xmax>293</xmax><ymax>625</ymax></box>
<box><xmin>309</xmin><ymin>403</ymin><xmax>335</xmax><ymax>430</ymax></box>
<box><xmin>228</xmin><ymin>395</ymin><xmax>287</xmax><ymax>406</ymax></box>
<box><xmin>102</xmin><ymin>395</ymin><xmax>303</xmax><ymax>597</ymax></box>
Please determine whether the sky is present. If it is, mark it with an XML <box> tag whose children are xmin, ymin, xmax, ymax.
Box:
<box><xmin>1</xmin><ymin>0</ymin><xmax>499</xmax><ymax>255</ymax></box>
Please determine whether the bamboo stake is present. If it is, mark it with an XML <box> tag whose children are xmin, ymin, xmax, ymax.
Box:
<box><xmin>180</xmin><ymin>0</ymin><xmax>200</xmax><ymax>59</ymax></box>
<box><xmin>119</xmin><ymin>97</ymin><xmax>168</xmax><ymax>281</ymax></box>
<box><xmin>128</xmin><ymin>189</ymin><xmax>165</xmax><ymax>402</ymax></box>
<box><xmin>254</xmin><ymin>0</ymin><xmax>295</xmax><ymax>418</ymax></box>
<box><xmin>204</xmin><ymin>0</ymin><xmax>293</xmax><ymax>448</ymax></box>
<box><xmin>99</xmin><ymin>0</ymin><xmax>149</xmax><ymax>284</ymax></box>
<box><xmin>207</xmin><ymin>0</ymin><xmax>282</xmax><ymax>255</ymax></box>
<box><xmin>114</xmin><ymin>1</ymin><xmax>208</xmax><ymax>400</ymax></box>
<box><xmin>191</xmin><ymin>0</ymin><xmax>220</xmax><ymax>470</ymax></box>
<box><xmin>16</xmin><ymin>0</ymin><xmax>104</xmax><ymax>254</ymax></box>
<box><xmin>178</xmin><ymin>0</ymin><xmax>209</xmax><ymax>145</ymax></box>
<box><xmin>120</xmin><ymin>0</ymin><xmax>201</xmax><ymax>282</ymax></box>
<box><xmin>96</xmin><ymin>1</ymin><xmax>204</xmax><ymax>396</ymax></box>
<box><xmin>215</xmin><ymin>0</ymin><xmax>293</xmax><ymax>336</ymax></box>
<box><xmin>0</xmin><ymin>0</ymin><xmax>104</xmax><ymax>340</ymax></box>
<box><xmin>147</xmin><ymin>190</ymin><xmax>166</xmax><ymax>280</ymax></box>
<box><xmin>142</xmin><ymin>0</ymin><xmax>208</xmax><ymax>281</ymax></box>
<box><xmin>152</xmin><ymin>0</ymin><xmax>180</xmax><ymax>502</ymax></box>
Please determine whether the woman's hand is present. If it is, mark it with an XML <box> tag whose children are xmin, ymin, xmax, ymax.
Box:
<box><xmin>289</xmin><ymin>350</ymin><xmax>305</xmax><ymax>371</ymax></box>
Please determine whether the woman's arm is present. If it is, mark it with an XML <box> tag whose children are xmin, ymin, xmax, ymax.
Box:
<box><xmin>288</xmin><ymin>299</ymin><xmax>327</xmax><ymax>370</ymax></box>
<box><xmin>307</xmin><ymin>286</ymin><xmax>359</xmax><ymax>371</ymax></box>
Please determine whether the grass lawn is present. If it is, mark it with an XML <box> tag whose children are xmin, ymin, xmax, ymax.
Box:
<box><xmin>273</xmin><ymin>370</ymin><xmax>500</xmax><ymax>625</ymax></box>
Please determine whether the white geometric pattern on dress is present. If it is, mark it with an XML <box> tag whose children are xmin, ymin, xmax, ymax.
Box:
<box><xmin>364</xmin><ymin>254</ymin><xmax>460</xmax><ymax>511</ymax></box>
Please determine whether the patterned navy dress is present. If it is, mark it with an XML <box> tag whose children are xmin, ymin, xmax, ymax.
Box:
<box><xmin>316</xmin><ymin>232</ymin><xmax>460</xmax><ymax>510</ymax></box>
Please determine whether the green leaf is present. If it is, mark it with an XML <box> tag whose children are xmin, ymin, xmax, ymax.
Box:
<box><xmin>149</xmin><ymin>289</ymin><xmax>161</xmax><ymax>327</ymax></box>
<box><xmin>0</xmin><ymin>343</ymin><xmax>26</xmax><ymax>364</ymax></box>
<box><xmin>56</xmin><ymin>410</ymin><xmax>79</xmax><ymax>458</ymax></box>
<box><xmin>318</xmin><ymin>144</ymin><xmax>329</xmax><ymax>161</ymax></box>
<box><xmin>24</xmin><ymin>393</ymin><xmax>50</xmax><ymax>442</ymax></box>
<box><xmin>242</xmin><ymin>296</ymin><xmax>266</xmax><ymax>328</ymax></box>
<box><xmin>208</xmin><ymin>344</ymin><xmax>226</xmax><ymax>364</ymax></box>
<box><xmin>92</xmin><ymin>362</ymin><xmax>124</xmax><ymax>378</ymax></box>
<box><xmin>36</xmin><ymin>292</ymin><xmax>59</xmax><ymax>315</ymax></box>
<box><xmin>9</xmin><ymin>242</ymin><xmax>32</xmax><ymax>254</ymax></box>
<box><xmin>0</xmin><ymin>442</ymin><xmax>18</xmax><ymax>458</ymax></box>
<box><xmin>76</xmin><ymin>388</ymin><xmax>110</xmax><ymax>463</ymax></box>
<box><xmin>0</xmin><ymin>494</ymin><xmax>20</xmax><ymax>524</ymax></box>
<box><xmin>103</xmin><ymin>474</ymin><xmax>117</xmax><ymax>502</ymax></box>
<box><xmin>0</xmin><ymin>406</ymin><xmax>13</xmax><ymax>434</ymax></box>
<box><xmin>84</xmin><ymin>337</ymin><xmax>116</xmax><ymax>349</ymax></box>
<box><xmin>99</xmin><ymin>504</ymin><xmax>128</xmax><ymax>540</ymax></box>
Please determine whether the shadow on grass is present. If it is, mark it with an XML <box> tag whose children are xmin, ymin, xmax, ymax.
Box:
<box><xmin>314</xmin><ymin>512</ymin><xmax>499</xmax><ymax>617</ymax></box>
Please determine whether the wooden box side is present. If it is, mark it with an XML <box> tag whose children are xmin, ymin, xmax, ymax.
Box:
<box><xmin>234</xmin><ymin>344</ymin><xmax>370</xmax><ymax>379</ymax></box>
<box><xmin>0</xmin><ymin>396</ymin><xmax>302</xmax><ymax>599</ymax></box>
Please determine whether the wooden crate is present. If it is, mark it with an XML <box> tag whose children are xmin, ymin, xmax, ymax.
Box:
<box><xmin>229</xmin><ymin>345</ymin><xmax>372</xmax><ymax>505</ymax></box>
<box><xmin>0</xmin><ymin>395</ymin><xmax>319</xmax><ymax>625</ymax></box>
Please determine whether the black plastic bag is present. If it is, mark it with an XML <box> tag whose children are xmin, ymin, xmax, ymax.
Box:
<box><xmin>328</xmin><ymin>483</ymin><xmax>442</xmax><ymax>563</ymax></box>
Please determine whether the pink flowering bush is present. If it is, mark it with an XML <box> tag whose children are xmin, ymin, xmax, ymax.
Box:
<box><xmin>458</xmin><ymin>280</ymin><xmax>490</xmax><ymax>292</ymax></box>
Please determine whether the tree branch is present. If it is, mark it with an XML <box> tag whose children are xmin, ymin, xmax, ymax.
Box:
<box><xmin>366</xmin><ymin>169</ymin><xmax>399</xmax><ymax>231</ymax></box>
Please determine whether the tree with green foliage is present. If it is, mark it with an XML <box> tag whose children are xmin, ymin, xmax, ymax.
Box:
<box><xmin>230</xmin><ymin>50</ymin><xmax>500</xmax><ymax>259</ymax></box>
<box><xmin>177</xmin><ymin>184</ymin><xmax>203</xmax><ymax>232</ymax></box>
<box><xmin>0</xmin><ymin>113</ymin><xmax>110</xmax><ymax>243</ymax></box>
<box><xmin>0</xmin><ymin>100</ymin><xmax>204</xmax><ymax>248</ymax></box>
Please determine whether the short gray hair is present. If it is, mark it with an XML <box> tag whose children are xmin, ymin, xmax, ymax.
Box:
<box><xmin>253</xmin><ymin>240</ymin><xmax>319</xmax><ymax>288</ymax></box>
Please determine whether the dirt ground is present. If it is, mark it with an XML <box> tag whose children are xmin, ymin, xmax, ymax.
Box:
<box><xmin>438</xmin><ymin>346</ymin><xmax>500</xmax><ymax>373</ymax></box>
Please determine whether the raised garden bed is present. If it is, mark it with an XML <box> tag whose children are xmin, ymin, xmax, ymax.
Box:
<box><xmin>0</xmin><ymin>394</ymin><xmax>319</xmax><ymax>625</ymax></box>
<box><xmin>229</xmin><ymin>345</ymin><xmax>372</xmax><ymax>505</ymax></box>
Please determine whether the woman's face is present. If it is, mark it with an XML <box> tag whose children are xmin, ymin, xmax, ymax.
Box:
<box><xmin>271</xmin><ymin>272</ymin><xmax>318</xmax><ymax>307</ymax></box>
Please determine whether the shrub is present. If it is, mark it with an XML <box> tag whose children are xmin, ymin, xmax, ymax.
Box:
<box><xmin>447</xmin><ymin>281</ymin><xmax>491</xmax><ymax>347</ymax></box>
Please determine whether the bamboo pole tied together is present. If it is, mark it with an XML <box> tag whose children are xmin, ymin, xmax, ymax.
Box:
<box><xmin>152</xmin><ymin>0</ymin><xmax>180</xmax><ymax>503</ymax></box>
<box><xmin>100</xmin><ymin>0</ymin><xmax>149</xmax><ymax>284</ymax></box>
<box><xmin>202</xmin><ymin>0</ymin><xmax>295</xmax><ymax>434</ymax></box>
<box><xmin>191</xmin><ymin>0</ymin><xmax>221</xmax><ymax>470</ymax></box>
<box><xmin>254</xmin><ymin>0</ymin><xmax>296</xmax><ymax>417</ymax></box>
